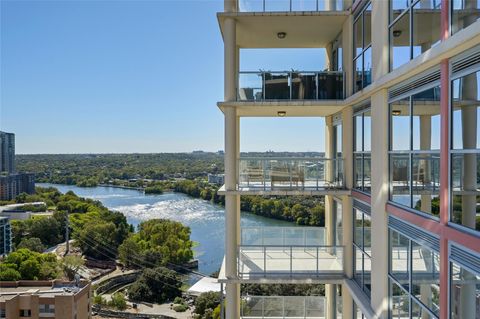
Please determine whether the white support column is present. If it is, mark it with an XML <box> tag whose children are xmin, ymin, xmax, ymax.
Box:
<box><xmin>341</xmin><ymin>106</ymin><xmax>354</xmax><ymax>319</ymax></box>
<box><xmin>371</xmin><ymin>0</ymin><xmax>389</xmax><ymax>82</ymax></box>
<box><xmin>370</xmin><ymin>90</ymin><xmax>389</xmax><ymax>319</ymax></box>
<box><xmin>224</xmin><ymin>14</ymin><xmax>240</xmax><ymax>319</ymax></box>
<box><xmin>224</xmin><ymin>0</ymin><xmax>236</xmax><ymax>12</ymax></box>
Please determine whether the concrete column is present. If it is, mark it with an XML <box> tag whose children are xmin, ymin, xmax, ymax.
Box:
<box><xmin>325</xmin><ymin>42</ymin><xmax>334</xmax><ymax>71</ymax></box>
<box><xmin>371</xmin><ymin>0</ymin><xmax>389</xmax><ymax>81</ymax></box>
<box><xmin>325</xmin><ymin>0</ymin><xmax>336</xmax><ymax>11</ymax></box>
<box><xmin>224</xmin><ymin>14</ymin><xmax>240</xmax><ymax>319</ymax></box>
<box><xmin>224</xmin><ymin>18</ymin><xmax>237</xmax><ymax>102</ymax></box>
<box><xmin>224</xmin><ymin>0</ymin><xmax>236</xmax><ymax>12</ymax></box>
<box><xmin>420</xmin><ymin>115</ymin><xmax>432</xmax><ymax>214</ymax></box>
<box><xmin>370</xmin><ymin>90</ymin><xmax>389</xmax><ymax>319</ymax></box>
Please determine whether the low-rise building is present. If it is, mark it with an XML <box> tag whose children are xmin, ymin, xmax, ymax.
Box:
<box><xmin>0</xmin><ymin>216</ymin><xmax>12</xmax><ymax>257</ymax></box>
<box><xmin>0</xmin><ymin>280</ymin><xmax>91</xmax><ymax>319</ymax></box>
<box><xmin>208</xmin><ymin>173</ymin><xmax>225</xmax><ymax>185</ymax></box>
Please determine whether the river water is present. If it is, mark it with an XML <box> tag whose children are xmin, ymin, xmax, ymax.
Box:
<box><xmin>38</xmin><ymin>183</ymin><xmax>294</xmax><ymax>277</ymax></box>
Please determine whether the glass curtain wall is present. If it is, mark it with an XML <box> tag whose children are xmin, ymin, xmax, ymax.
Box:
<box><xmin>389</xmin><ymin>85</ymin><xmax>441</xmax><ymax>217</ymax></box>
<box><xmin>388</xmin><ymin>228</ymin><xmax>440</xmax><ymax>318</ymax></box>
<box><xmin>353</xmin><ymin>2</ymin><xmax>372</xmax><ymax>93</ymax></box>
<box><xmin>353</xmin><ymin>207</ymin><xmax>372</xmax><ymax>298</ymax></box>
<box><xmin>389</xmin><ymin>0</ymin><xmax>441</xmax><ymax>71</ymax></box>
<box><xmin>450</xmin><ymin>260</ymin><xmax>480</xmax><ymax>318</ymax></box>
<box><xmin>451</xmin><ymin>0</ymin><xmax>480</xmax><ymax>35</ymax></box>
<box><xmin>354</xmin><ymin>106</ymin><xmax>372</xmax><ymax>192</ymax></box>
<box><xmin>450</xmin><ymin>66</ymin><xmax>480</xmax><ymax>232</ymax></box>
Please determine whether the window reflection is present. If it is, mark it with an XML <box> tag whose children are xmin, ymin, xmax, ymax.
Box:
<box><xmin>450</xmin><ymin>260</ymin><xmax>480</xmax><ymax>319</ymax></box>
<box><xmin>354</xmin><ymin>107</ymin><xmax>372</xmax><ymax>192</ymax></box>
<box><xmin>451</xmin><ymin>0</ymin><xmax>480</xmax><ymax>35</ymax></box>
<box><xmin>353</xmin><ymin>2</ymin><xmax>372</xmax><ymax>92</ymax></box>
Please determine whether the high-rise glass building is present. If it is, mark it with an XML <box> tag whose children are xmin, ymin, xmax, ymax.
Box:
<box><xmin>217</xmin><ymin>1</ymin><xmax>480</xmax><ymax>318</ymax></box>
<box><xmin>0</xmin><ymin>131</ymin><xmax>15</xmax><ymax>174</ymax></box>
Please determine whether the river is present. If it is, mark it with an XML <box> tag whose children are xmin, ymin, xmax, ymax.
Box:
<box><xmin>38</xmin><ymin>183</ymin><xmax>295</xmax><ymax>277</ymax></box>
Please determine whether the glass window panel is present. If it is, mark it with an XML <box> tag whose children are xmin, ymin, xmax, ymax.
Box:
<box><xmin>363</xmin><ymin>47</ymin><xmax>372</xmax><ymax>88</ymax></box>
<box><xmin>363</xmin><ymin>213</ymin><xmax>371</xmax><ymax>254</ymax></box>
<box><xmin>364</xmin><ymin>110</ymin><xmax>371</xmax><ymax>151</ymax></box>
<box><xmin>450</xmin><ymin>153</ymin><xmax>480</xmax><ymax>232</ymax></box>
<box><xmin>354</xmin><ymin>17</ymin><xmax>363</xmax><ymax>57</ymax></box>
<box><xmin>391</xmin><ymin>99</ymin><xmax>411</xmax><ymax>151</ymax></box>
<box><xmin>390</xmin><ymin>154</ymin><xmax>411</xmax><ymax>207</ymax></box>
<box><xmin>412</xmin><ymin>299</ymin><xmax>436</xmax><ymax>319</ymax></box>
<box><xmin>390</xmin><ymin>281</ymin><xmax>410</xmax><ymax>318</ymax></box>
<box><xmin>389</xmin><ymin>229</ymin><xmax>410</xmax><ymax>290</ymax></box>
<box><xmin>412</xmin><ymin>86</ymin><xmax>441</xmax><ymax>151</ymax></box>
<box><xmin>390</xmin><ymin>12</ymin><xmax>411</xmax><ymax>70</ymax></box>
<box><xmin>354</xmin><ymin>246</ymin><xmax>363</xmax><ymax>288</ymax></box>
<box><xmin>335</xmin><ymin>124</ymin><xmax>343</xmax><ymax>158</ymax></box>
<box><xmin>239</xmin><ymin>73</ymin><xmax>264</xmax><ymax>101</ymax></box>
<box><xmin>291</xmin><ymin>0</ymin><xmax>317</xmax><ymax>11</ymax></box>
<box><xmin>451</xmin><ymin>70</ymin><xmax>480</xmax><ymax>150</ymax></box>
<box><xmin>354</xmin><ymin>209</ymin><xmax>363</xmax><ymax>246</ymax></box>
<box><xmin>412</xmin><ymin>1</ymin><xmax>441</xmax><ymax>61</ymax></box>
<box><xmin>355</xmin><ymin>153</ymin><xmax>363</xmax><ymax>189</ymax></box>
<box><xmin>354</xmin><ymin>57</ymin><xmax>363</xmax><ymax>93</ymax></box>
<box><xmin>391</xmin><ymin>0</ymin><xmax>410</xmax><ymax>21</ymax></box>
<box><xmin>238</xmin><ymin>0</ymin><xmax>264</xmax><ymax>12</ymax></box>
<box><xmin>363</xmin><ymin>153</ymin><xmax>371</xmax><ymax>192</ymax></box>
<box><xmin>451</xmin><ymin>0</ymin><xmax>480</xmax><ymax>35</ymax></box>
<box><xmin>265</xmin><ymin>0</ymin><xmax>291</xmax><ymax>11</ymax></box>
<box><xmin>364</xmin><ymin>4</ymin><xmax>372</xmax><ymax>47</ymax></box>
<box><xmin>411</xmin><ymin>242</ymin><xmax>440</xmax><ymax>316</ymax></box>
<box><xmin>363</xmin><ymin>254</ymin><xmax>371</xmax><ymax>298</ymax></box>
<box><xmin>355</xmin><ymin>115</ymin><xmax>363</xmax><ymax>152</ymax></box>
<box><xmin>412</xmin><ymin>153</ymin><xmax>440</xmax><ymax>217</ymax></box>
<box><xmin>450</xmin><ymin>261</ymin><xmax>480</xmax><ymax>319</ymax></box>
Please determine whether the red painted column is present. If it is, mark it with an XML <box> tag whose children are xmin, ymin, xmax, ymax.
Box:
<box><xmin>439</xmin><ymin>1</ymin><xmax>450</xmax><ymax>317</ymax></box>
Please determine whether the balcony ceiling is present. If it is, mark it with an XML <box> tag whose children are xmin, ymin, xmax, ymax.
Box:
<box><xmin>218</xmin><ymin>12</ymin><xmax>349</xmax><ymax>48</ymax></box>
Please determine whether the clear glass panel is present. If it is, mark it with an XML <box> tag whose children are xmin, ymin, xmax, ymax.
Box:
<box><xmin>265</xmin><ymin>0</ymin><xmax>291</xmax><ymax>11</ymax></box>
<box><xmin>412</xmin><ymin>153</ymin><xmax>440</xmax><ymax>217</ymax></box>
<box><xmin>363</xmin><ymin>47</ymin><xmax>372</xmax><ymax>88</ymax></box>
<box><xmin>364</xmin><ymin>4</ymin><xmax>372</xmax><ymax>47</ymax></box>
<box><xmin>238</xmin><ymin>0</ymin><xmax>265</xmax><ymax>12</ymax></box>
<box><xmin>390</xmin><ymin>154</ymin><xmax>411</xmax><ymax>207</ymax></box>
<box><xmin>354</xmin><ymin>246</ymin><xmax>363</xmax><ymax>288</ymax></box>
<box><xmin>412</xmin><ymin>86</ymin><xmax>441</xmax><ymax>151</ymax></box>
<box><xmin>354</xmin><ymin>209</ymin><xmax>363</xmax><ymax>246</ymax></box>
<box><xmin>363</xmin><ymin>153</ymin><xmax>371</xmax><ymax>192</ymax></box>
<box><xmin>412</xmin><ymin>299</ymin><xmax>436</xmax><ymax>319</ymax></box>
<box><xmin>263</xmin><ymin>297</ymin><xmax>283</xmax><ymax>317</ymax></box>
<box><xmin>451</xmin><ymin>153</ymin><xmax>480</xmax><ymax>232</ymax></box>
<box><xmin>335</xmin><ymin>124</ymin><xmax>343</xmax><ymax>158</ymax></box>
<box><xmin>451</xmin><ymin>0</ymin><xmax>480</xmax><ymax>35</ymax></box>
<box><xmin>239</xmin><ymin>73</ymin><xmax>264</xmax><ymax>101</ymax></box>
<box><xmin>318</xmin><ymin>72</ymin><xmax>344</xmax><ymax>99</ymax></box>
<box><xmin>354</xmin><ymin>16</ymin><xmax>363</xmax><ymax>58</ymax></box>
<box><xmin>391</xmin><ymin>0</ymin><xmax>410</xmax><ymax>21</ymax></box>
<box><xmin>353</xmin><ymin>57</ymin><xmax>363</xmax><ymax>93</ymax></box>
<box><xmin>291</xmin><ymin>72</ymin><xmax>317</xmax><ymax>99</ymax></box>
<box><xmin>355</xmin><ymin>153</ymin><xmax>363</xmax><ymax>189</ymax></box>
<box><xmin>389</xmin><ymin>229</ymin><xmax>410</xmax><ymax>290</ymax></box>
<box><xmin>363</xmin><ymin>213</ymin><xmax>371</xmax><ymax>254</ymax></box>
<box><xmin>450</xmin><ymin>261</ymin><xmax>480</xmax><ymax>319</ymax></box>
<box><xmin>291</xmin><ymin>0</ymin><xmax>317</xmax><ymax>11</ymax></box>
<box><xmin>390</xmin><ymin>12</ymin><xmax>411</xmax><ymax>70</ymax></box>
<box><xmin>391</xmin><ymin>281</ymin><xmax>410</xmax><ymax>319</ymax></box>
<box><xmin>355</xmin><ymin>115</ymin><xmax>363</xmax><ymax>152</ymax></box>
<box><xmin>264</xmin><ymin>72</ymin><xmax>290</xmax><ymax>99</ymax></box>
<box><xmin>451</xmin><ymin>70</ymin><xmax>480</xmax><ymax>150</ymax></box>
<box><xmin>391</xmin><ymin>98</ymin><xmax>411</xmax><ymax>150</ymax></box>
<box><xmin>411</xmin><ymin>242</ymin><xmax>440</xmax><ymax>316</ymax></box>
<box><xmin>363</xmin><ymin>254</ymin><xmax>371</xmax><ymax>298</ymax></box>
<box><xmin>364</xmin><ymin>110</ymin><xmax>371</xmax><ymax>151</ymax></box>
<box><xmin>412</xmin><ymin>0</ymin><xmax>441</xmax><ymax>60</ymax></box>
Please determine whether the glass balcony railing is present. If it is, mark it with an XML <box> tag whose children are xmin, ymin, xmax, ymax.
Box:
<box><xmin>238</xmin><ymin>157</ymin><xmax>344</xmax><ymax>191</ymax></box>
<box><xmin>238</xmin><ymin>245</ymin><xmax>344</xmax><ymax>279</ymax></box>
<box><xmin>241</xmin><ymin>296</ymin><xmax>326</xmax><ymax>319</ymax></box>
<box><xmin>241</xmin><ymin>226</ymin><xmax>327</xmax><ymax>246</ymax></box>
<box><xmin>238</xmin><ymin>0</ymin><xmax>346</xmax><ymax>12</ymax></box>
<box><xmin>238</xmin><ymin>71</ymin><xmax>345</xmax><ymax>101</ymax></box>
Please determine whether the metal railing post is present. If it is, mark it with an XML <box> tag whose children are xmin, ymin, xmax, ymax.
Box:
<box><xmin>289</xmin><ymin>72</ymin><xmax>293</xmax><ymax>99</ymax></box>
<box><xmin>263</xmin><ymin>246</ymin><xmax>267</xmax><ymax>277</ymax></box>
<box><xmin>263</xmin><ymin>0</ymin><xmax>266</xmax><ymax>12</ymax></box>
<box><xmin>290</xmin><ymin>246</ymin><xmax>293</xmax><ymax>276</ymax></box>
<box><xmin>290</xmin><ymin>0</ymin><xmax>292</xmax><ymax>11</ymax></box>
<box><xmin>316</xmin><ymin>246</ymin><xmax>319</xmax><ymax>276</ymax></box>
<box><xmin>262</xmin><ymin>72</ymin><xmax>266</xmax><ymax>100</ymax></box>
<box><xmin>316</xmin><ymin>0</ymin><xmax>319</xmax><ymax>11</ymax></box>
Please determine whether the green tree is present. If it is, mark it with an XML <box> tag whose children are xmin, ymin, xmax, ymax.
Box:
<box><xmin>17</xmin><ymin>237</ymin><xmax>45</xmax><ymax>253</ymax></box>
<box><xmin>62</xmin><ymin>255</ymin><xmax>85</xmax><ymax>280</ymax></box>
<box><xmin>128</xmin><ymin>267</ymin><xmax>181</xmax><ymax>303</ymax></box>
<box><xmin>194</xmin><ymin>292</ymin><xmax>221</xmax><ymax>317</ymax></box>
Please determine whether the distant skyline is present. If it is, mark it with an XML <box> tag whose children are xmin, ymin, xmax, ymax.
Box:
<box><xmin>1</xmin><ymin>0</ymin><xmax>327</xmax><ymax>154</ymax></box>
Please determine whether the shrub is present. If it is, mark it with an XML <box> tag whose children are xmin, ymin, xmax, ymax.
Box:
<box><xmin>173</xmin><ymin>304</ymin><xmax>188</xmax><ymax>312</ymax></box>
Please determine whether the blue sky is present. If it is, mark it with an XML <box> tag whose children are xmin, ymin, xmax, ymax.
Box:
<box><xmin>1</xmin><ymin>0</ymin><xmax>326</xmax><ymax>154</ymax></box>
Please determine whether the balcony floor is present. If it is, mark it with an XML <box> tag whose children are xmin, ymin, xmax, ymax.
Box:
<box><xmin>218</xmin><ymin>184</ymin><xmax>350</xmax><ymax>196</ymax></box>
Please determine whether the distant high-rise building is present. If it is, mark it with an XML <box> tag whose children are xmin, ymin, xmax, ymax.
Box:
<box><xmin>0</xmin><ymin>216</ymin><xmax>12</xmax><ymax>257</ymax></box>
<box><xmin>0</xmin><ymin>131</ymin><xmax>34</xmax><ymax>201</ymax></box>
<box><xmin>0</xmin><ymin>131</ymin><xmax>15</xmax><ymax>174</ymax></box>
